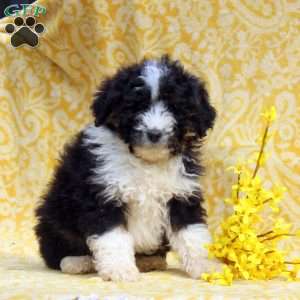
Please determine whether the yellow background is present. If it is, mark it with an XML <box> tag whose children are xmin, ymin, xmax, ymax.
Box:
<box><xmin>0</xmin><ymin>0</ymin><xmax>299</xmax><ymax>298</ymax></box>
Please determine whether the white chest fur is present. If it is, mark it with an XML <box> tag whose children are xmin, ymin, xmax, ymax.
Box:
<box><xmin>126</xmin><ymin>200</ymin><xmax>168</xmax><ymax>253</ymax></box>
<box><xmin>84</xmin><ymin>125</ymin><xmax>199</xmax><ymax>253</ymax></box>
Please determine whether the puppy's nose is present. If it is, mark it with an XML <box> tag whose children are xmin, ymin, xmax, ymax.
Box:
<box><xmin>147</xmin><ymin>129</ymin><xmax>162</xmax><ymax>143</ymax></box>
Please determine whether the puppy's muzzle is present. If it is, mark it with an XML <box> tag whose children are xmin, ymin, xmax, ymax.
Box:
<box><xmin>147</xmin><ymin>129</ymin><xmax>162</xmax><ymax>143</ymax></box>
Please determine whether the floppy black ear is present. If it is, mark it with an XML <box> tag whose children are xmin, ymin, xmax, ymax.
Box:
<box><xmin>91</xmin><ymin>79</ymin><xmax>121</xmax><ymax>127</ymax></box>
<box><xmin>192</xmin><ymin>79</ymin><xmax>216</xmax><ymax>138</ymax></box>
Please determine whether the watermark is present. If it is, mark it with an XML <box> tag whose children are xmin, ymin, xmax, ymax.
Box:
<box><xmin>4</xmin><ymin>4</ymin><xmax>46</xmax><ymax>48</ymax></box>
<box><xmin>4</xmin><ymin>4</ymin><xmax>46</xmax><ymax>17</ymax></box>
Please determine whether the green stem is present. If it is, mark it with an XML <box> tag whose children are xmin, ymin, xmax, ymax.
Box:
<box><xmin>285</xmin><ymin>261</ymin><xmax>300</xmax><ymax>265</ymax></box>
<box><xmin>261</xmin><ymin>233</ymin><xmax>295</xmax><ymax>242</ymax></box>
<box><xmin>257</xmin><ymin>230</ymin><xmax>273</xmax><ymax>238</ymax></box>
<box><xmin>262</xmin><ymin>198</ymin><xmax>272</xmax><ymax>204</ymax></box>
<box><xmin>236</xmin><ymin>173</ymin><xmax>241</xmax><ymax>202</ymax></box>
<box><xmin>252</xmin><ymin>122</ymin><xmax>270</xmax><ymax>179</ymax></box>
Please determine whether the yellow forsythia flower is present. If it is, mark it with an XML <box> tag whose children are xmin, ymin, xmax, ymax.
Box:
<box><xmin>261</xmin><ymin>105</ymin><xmax>277</xmax><ymax>122</ymax></box>
<box><xmin>202</xmin><ymin>106</ymin><xmax>300</xmax><ymax>285</ymax></box>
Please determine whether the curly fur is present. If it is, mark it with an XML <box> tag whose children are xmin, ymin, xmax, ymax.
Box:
<box><xmin>35</xmin><ymin>55</ymin><xmax>219</xmax><ymax>281</ymax></box>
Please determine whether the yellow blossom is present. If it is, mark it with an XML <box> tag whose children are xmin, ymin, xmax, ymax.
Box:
<box><xmin>261</xmin><ymin>105</ymin><xmax>277</xmax><ymax>122</ymax></box>
<box><xmin>202</xmin><ymin>106</ymin><xmax>300</xmax><ymax>285</ymax></box>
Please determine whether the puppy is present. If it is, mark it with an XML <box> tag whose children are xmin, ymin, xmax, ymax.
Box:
<box><xmin>35</xmin><ymin>56</ymin><xmax>220</xmax><ymax>281</ymax></box>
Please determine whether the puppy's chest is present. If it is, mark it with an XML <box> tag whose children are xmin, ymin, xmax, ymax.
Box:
<box><xmin>114</xmin><ymin>157</ymin><xmax>197</xmax><ymax>204</ymax></box>
<box><xmin>119</xmin><ymin>167</ymin><xmax>176</xmax><ymax>253</ymax></box>
<box><xmin>126</xmin><ymin>200</ymin><xmax>168</xmax><ymax>253</ymax></box>
<box><xmin>97</xmin><ymin>151</ymin><xmax>199</xmax><ymax>253</ymax></box>
<box><xmin>114</xmin><ymin>160</ymin><xmax>197</xmax><ymax>253</ymax></box>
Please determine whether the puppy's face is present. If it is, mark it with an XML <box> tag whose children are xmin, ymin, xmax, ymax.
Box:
<box><xmin>92</xmin><ymin>56</ymin><xmax>216</xmax><ymax>163</ymax></box>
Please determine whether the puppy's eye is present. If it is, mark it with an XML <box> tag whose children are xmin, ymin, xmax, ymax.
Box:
<box><xmin>130</xmin><ymin>78</ymin><xmax>145</xmax><ymax>91</ymax></box>
<box><xmin>162</xmin><ymin>88</ymin><xmax>173</xmax><ymax>99</ymax></box>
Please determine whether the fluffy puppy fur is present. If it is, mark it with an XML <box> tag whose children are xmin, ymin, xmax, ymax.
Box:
<box><xmin>35</xmin><ymin>56</ymin><xmax>220</xmax><ymax>281</ymax></box>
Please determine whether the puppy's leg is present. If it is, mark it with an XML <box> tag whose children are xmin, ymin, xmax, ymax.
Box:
<box><xmin>60</xmin><ymin>255</ymin><xmax>95</xmax><ymax>274</ymax></box>
<box><xmin>35</xmin><ymin>221</ymin><xmax>90</xmax><ymax>271</ymax></box>
<box><xmin>170</xmin><ymin>223</ymin><xmax>222</xmax><ymax>278</ymax></box>
<box><xmin>168</xmin><ymin>195</ymin><xmax>222</xmax><ymax>279</ymax></box>
<box><xmin>87</xmin><ymin>226</ymin><xmax>140</xmax><ymax>281</ymax></box>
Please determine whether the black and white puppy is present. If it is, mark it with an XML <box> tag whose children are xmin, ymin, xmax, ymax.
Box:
<box><xmin>35</xmin><ymin>56</ymin><xmax>220</xmax><ymax>281</ymax></box>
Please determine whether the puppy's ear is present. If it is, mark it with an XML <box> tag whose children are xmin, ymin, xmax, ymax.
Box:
<box><xmin>192</xmin><ymin>79</ymin><xmax>216</xmax><ymax>138</ymax></box>
<box><xmin>91</xmin><ymin>79</ymin><xmax>120</xmax><ymax>127</ymax></box>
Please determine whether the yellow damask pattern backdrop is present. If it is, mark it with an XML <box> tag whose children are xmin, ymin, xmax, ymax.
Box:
<box><xmin>0</xmin><ymin>0</ymin><xmax>299</xmax><ymax>299</ymax></box>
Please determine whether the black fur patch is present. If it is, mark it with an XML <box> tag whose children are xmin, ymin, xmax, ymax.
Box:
<box><xmin>168</xmin><ymin>192</ymin><xmax>207</xmax><ymax>232</ymax></box>
<box><xmin>35</xmin><ymin>132</ymin><xmax>126</xmax><ymax>269</ymax></box>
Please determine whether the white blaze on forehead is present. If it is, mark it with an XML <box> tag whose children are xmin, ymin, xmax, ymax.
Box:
<box><xmin>140</xmin><ymin>60</ymin><xmax>168</xmax><ymax>100</ymax></box>
<box><xmin>138</xmin><ymin>101</ymin><xmax>176</xmax><ymax>132</ymax></box>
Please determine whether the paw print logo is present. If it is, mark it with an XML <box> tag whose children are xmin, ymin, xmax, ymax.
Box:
<box><xmin>5</xmin><ymin>16</ymin><xmax>45</xmax><ymax>48</ymax></box>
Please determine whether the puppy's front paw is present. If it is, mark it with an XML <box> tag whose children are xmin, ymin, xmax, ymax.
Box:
<box><xmin>184</xmin><ymin>256</ymin><xmax>223</xmax><ymax>279</ymax></box>
<box><xmin>98</xmin><ymin>263</ymin><xmax>140</xmax><ymax>282</ymax></box>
